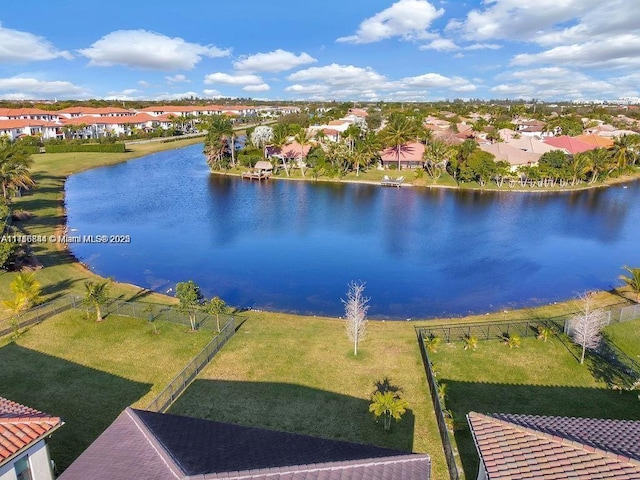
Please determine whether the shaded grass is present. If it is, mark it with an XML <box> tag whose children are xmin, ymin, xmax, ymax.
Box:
<box><xmin>429</xmin><ymin>335</ymin><xmax>640</xmax><ymax>479</ymax></box>
<box><xmin>169</xmin><ymin>312</ymin><xmax>449</xmax><ymax>480</ymax></box>
<box><xmin>0</xmin><ymin>311</ymin><xmax>211</xmax><ymax>471</ymax></box>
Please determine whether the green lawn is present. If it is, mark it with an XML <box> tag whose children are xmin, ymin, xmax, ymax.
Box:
<box><xmin>168</xmin><ymin>312</ymin><xmax>449</xmax><ymax>480</ymax></box>
<box><xmin>0</xmin><ymin>311</ymin><xmax>212</xmax><ymax>472</ymax></box>
<box><xmin>429</xmin><ymin>334</ymin><xmax>640</xmax><ymax>479</ymax></box>
<box><xmin>604</xmin><ymin>318</ymin><xmax>640</xmax><ymax>359</ymax></box>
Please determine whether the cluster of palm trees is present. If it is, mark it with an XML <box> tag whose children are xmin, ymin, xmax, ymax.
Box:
<box><xmin>0</xmin><ymin>137</ymin><xmax>36</xmax><ymax>203</ymax></box>
<box><xmin>517</xmin><ymin>134</ymin><xmax>640</xmax><ymax>188</ymax></box>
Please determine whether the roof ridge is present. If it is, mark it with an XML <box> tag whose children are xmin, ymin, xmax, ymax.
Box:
<box><xmin>196</xmin><ymin>454</ymin><xmax>430</xmax><ymax>480</ymax></box>
<box><xmin>0</xmin><ymin>416</ymin><xmax>61</xmax><ymax>424</ymax></box>
<box><xmin>475</xmin><ymin>413</ymin><xmax>640</xmax><ymax>468</ymax></box>
<box><xmin>124</xmin><ymin>408</ymin><xmax>183</xmax><ymax>479</ymax></box>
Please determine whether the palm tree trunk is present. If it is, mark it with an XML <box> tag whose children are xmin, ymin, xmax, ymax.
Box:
<box><xmin>96</xmin><ymin>304</ymin><xmax>102</xmax><ymax>322</ymax></box>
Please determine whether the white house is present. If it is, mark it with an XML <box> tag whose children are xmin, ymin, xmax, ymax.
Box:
<box><xmin>0</xmin><ymin>397</ymin><xmax>63</xmax><ymax>480</ymax></box>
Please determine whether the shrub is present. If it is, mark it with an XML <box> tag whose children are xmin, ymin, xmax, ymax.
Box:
<box><xmin>464</xmin><ymin>335</ymin><xmax>478</xmax><ymax>351</ymax></box>
<box><xmin>44</xmin><ymin>143</ymin><xmax>126</xmax><ymax>153</ymax></box>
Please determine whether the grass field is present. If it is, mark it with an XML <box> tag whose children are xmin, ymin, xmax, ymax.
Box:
<box><xmin>168</xmin><ymin>312</ymin><xmax>450</xmax><ymax>480</ymax></box>
<box><xmin>0</xmin><ymin>310</ymin><xmax>212</xmax><ymax>472</ymax></box>
<box><xmin>428</xmin><ymin>325</ymin><xmax>640</xmax><ymax>479</ymax></box>
<box><xmin>605</xmin><ymin>318</ymin><xmax>640</xmax><ymax>359</ymax></box>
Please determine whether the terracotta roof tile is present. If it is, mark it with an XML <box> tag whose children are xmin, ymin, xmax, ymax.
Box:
<box><xmin>0</xmin><ymin>397</ymin><xmax>63</xmax><ymax>466</ymax></box>
<box><xmin>468</xmin><ymin>413</ymin><xmax>640</xmax><ymax>479</ymax></box>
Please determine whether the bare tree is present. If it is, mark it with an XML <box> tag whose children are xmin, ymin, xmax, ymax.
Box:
<box><xmin>568</xmin><ymin>292</ymin><xmax>609</xmax><ymax>364</ymax></box>
<box><xmin>343</xmin><ymin>281</ymin><xmax>369</xmax><ymax>356</ymax></box>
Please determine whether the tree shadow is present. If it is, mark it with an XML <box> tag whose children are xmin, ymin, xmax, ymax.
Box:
<box><xmin>40</xmin><ymin>278</ymin><xmax>81</xmax><ymax>301</ymax></box>
<box><xmin>169</xmin><ymin>379</ymin><xmax>415</xmax><ymax>453</ymax></box>
<box><xmin>0</xmin><ymin>343</ymin><xmax>151</xmax><ymax>473</ymax></box>
<box><xmin>441</xmin><ymin>380</ymin><xmax>640</xmax><ymax>479</ymax></box>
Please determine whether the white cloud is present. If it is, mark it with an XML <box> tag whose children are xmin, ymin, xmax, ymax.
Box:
<box><xmin>233</xmin><ymin>49</ymin><xmax>316</xmax><ymax>72</ymax></box>
<box><xmin>288</xmin><ymin>64</ymin><xmax>388</xmax><ymax>86</ymax></box>
<box><xmin>285</xmin><ymin>63</ymin><xmax>475</xmax><ymax>100</ymax></box>
<box><xmin>401</xmin><ymin>72</ymin><xmax>476</xmax><ymax>91</ymax></box>
<box><xmin>420</xmin><ymin>38</ymin><xmax>459</xmax><ymax>51</ymax></box>
<box><xmin>203</xmin><ymin>89</ymin><xmax>223</xmax><ymax>98</ymax></box>
<box><xmin>0</xmin><ymin>23</ymin><xmax>72</xmax><ymax>62</ymax></box>
<box><xmin>512</xmin><ymin>35</ymin><xmax>640</xmax><ymax>69</ymax></box>
<box><xmin>103</xmin><ymin>89</ymin><xmax>142</xmax><ymax>101</ymax></box>
<box><xmin>165</xmin><ymin>74</ymin><xmax>190</xmax><ymax>83</ymax></box>
<box><xmin>138</xmin><ymin>80</ymin><xmax>151</xmax><ymax>88</ymax></box>
<box><xmin>337</xmin><ymin>0</ymin><xmax>444</xmax><ymax>44</ymax></box>
<box><xmin>78</xmin><ymin>30</ymin><xmax>230</xmax><ymax>70</ymax></box>
<box><xmin>491</xmin><ymin>67</ymin><xmax>614</xmax><ymax>100</ymax></box>
<box><xmin>465</xmin><ymin>43</ymin><xmax>501</xmax><ymax>50</ymax></box>
<box><xmin>0</xmin><ymin>77</ymin><xmax>89</xmax><ymax>99</ymax></box>
<box><xmin>446</xmin><ymin>0</ymin><xmax>600</xmax><ymax>42</ymax></box>
<box><xmin>152</xmin><ymin>91</ymin><xmax>199</xmax><ymax>101</ymax></box>
<box><xmin>243</xmin><ymin>84</ymin><xmax>270</xmax><ymax>92</ymax></box>
<box><xmin>204</xmin><ymin>72</ymin><xmax>265</xmax><ymax>86</ymax></box>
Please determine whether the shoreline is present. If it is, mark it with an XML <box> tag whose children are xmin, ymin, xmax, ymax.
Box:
<box><xmin>8</xmin><ymin>136</ymin><xmax>636</xmax><ymax>323</ymax></box>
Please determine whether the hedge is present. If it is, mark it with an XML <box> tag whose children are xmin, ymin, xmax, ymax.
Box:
<box><xmin>44</xmin><ymin>143</ymin><xmax>126</xmax><ymax>153</ymax></box>
<box><xmin>22</xmin><ymin>146</ymin><xmax>42</xmax><ymax>154</ymax></box>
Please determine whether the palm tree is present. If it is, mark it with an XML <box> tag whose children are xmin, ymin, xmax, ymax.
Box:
<box><xmin>378</xmin><ymin>115</ymin><xmax>418</xmax><ymax>171</ymax></box>
<box><xmin>619</xmin><ymin>265</ymin><xmax>640</xmax><ymax>302</ymax></box>
<box><xmin>423</xmin><ymin>139</ymin><xmax>455</xmax><ymax>182</ymax></box>
<box><xmin>294</xmin><ymin>129</ymin><xmax>313</xmax><ymax>177</ymax></box>
<box><xmin>0</xmin><ymin>141</ymin><xmax>35</xmax><ymax>202</ymax></box>
<box><xmin>83</xmin><ymin>280</ymin><xmax>110</xmax><ymax>322</ymax></box>
<box><xmin>204</xmin><ymin>117</ymin><xmax>234</xmax><ymax>169</ymax></box>
<box><xmin>369</xmin><ymin>391</ymin><xmax>409</xmax><ymax>431</ymax></box>
<box><xmin>271</xmin><ymin>124</ymin><xmax>291</xmax><ymax>176</ymax></box>
<box><xmin>567</xmin><ymin>152</ymin><xmax>592</xmax><ymax>186</ymax></box>
<box><xmin>583</xmin><ymin>148</ymin><xmax>615</xmax><ymax>184</ymax></box>
<box><xmin>9</xmin><ymin>272</ymin><xmax>41</xmax><ymax>308</ymax></box>
<box><xmin>611</xmin><ymin>134</ymin><xmax>640</xmax><ymax>171</ymax></box>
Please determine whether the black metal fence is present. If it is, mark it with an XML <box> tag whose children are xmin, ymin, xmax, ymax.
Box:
<box><xmin>416</xmin><ymin>328</ymin><xmax>461</xmax><ymax>480</ymax></box>
<box><xmin>416</xmin><ymin>318</ymin><xmax>564</xmax><ymax>344</ymax></box>
<box><xmin>147</xmin><ymin>316</ymin><xmax>238</xmax><ymax>413</ymax></box>
<box><xmin>0</xmin><ymin>294</ymin><xmax>78</xmax><ymax>337</ymax></box>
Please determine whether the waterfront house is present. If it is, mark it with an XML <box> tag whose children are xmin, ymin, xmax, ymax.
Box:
<box><xmin>0</xmin><ymin>397</ymin><xmax>63</xmax><ymax>480</ymax></box>
<box><xmin>379</xmin><ymin>142</ymin><xmax>425</xmax><ymax>169</ymax></box>
<box><xmin>468</xmin><ymin>412</ymin><xmax>640</xmax><ymax>480</ymax></box>
<box><xmin>60</xmin><ymin>408</ymin><xmax>431</xmax><ymax>480</ymax></box>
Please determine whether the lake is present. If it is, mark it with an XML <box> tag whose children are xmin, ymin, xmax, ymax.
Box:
<box><xmin>64</xmin><ymin>143</ymin><xmax>640</xmax><ymax>319</ymax></box>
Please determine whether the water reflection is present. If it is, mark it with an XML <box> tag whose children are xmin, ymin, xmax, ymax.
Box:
<box><xmin>65</xmin><ymin>144</ymin><xmax>640</xmax><ymax>319</ymax></box>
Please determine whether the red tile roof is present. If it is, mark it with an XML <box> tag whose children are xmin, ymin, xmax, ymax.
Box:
<box><xmin>0</xmin><ymin>119</ymin><xmax>59</xmax><ymax>129</ymax></box>
<box><xmin>575</xmin><ymin>134</ymin><xmax>615</xmax><ymax>148</ymax></box>
<box><xmin>543</xmin><ymin>135</ymin><xmax>597</xmax><ymax>154</ymax></box>
<box><xmin>0</xmin><ymin>397</ymin><xmax>63</xmax><ymax>466</ymax></box>
<box><xmin>0</xmin><ymin>108</ymin><xmax>57</xmax><ymax>117</ymax></box>
<box><xmin>380</xmin><ymin>142</ymin><xmax>425</xmax><ymax>162</ymax></box>
<box><xmin>468</xmin><ymin>412</ymin><xmax>640</xmax><ymax>479</ymax></box>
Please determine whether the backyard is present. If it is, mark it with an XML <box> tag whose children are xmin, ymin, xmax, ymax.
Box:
<box><xmin>0</xmin><ymin>311</ymin><xmax>212</xmax><ymax>472</ymax></box>
<box><xmin>427</xmin><ymin>320</ymin><xmax>640</xmax><ymax>479</ymax></box>
<box><xmin>168</xmin><ymin>312</ymin><xmax>450</xmax><ymax>480</ymax></box>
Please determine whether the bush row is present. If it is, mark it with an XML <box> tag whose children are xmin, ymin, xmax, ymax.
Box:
<box><xmin>44</xmin><ymin>143</ymin><xmax>126</xmax><ymax>153</ymax></box>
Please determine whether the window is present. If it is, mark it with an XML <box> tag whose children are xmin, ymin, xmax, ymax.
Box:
<box><xmin>15</xmin><ymin>456</ymin><xmax>33</xmax><ymax>480</ymax></box>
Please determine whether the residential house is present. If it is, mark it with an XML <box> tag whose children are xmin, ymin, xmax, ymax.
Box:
<box><xmin>380</xmin><ymin>142</ymin><xmax>425</xmax><ymax>169</ymax></box>
<box><xmin>0</xmin><ymin>119</ymin><xmax>61</xmax><ymax>141</ymax></box>
<box><xmin>575</xmin><ymin>134</ymin><xmax>614</xmax><ymax>148</ymax></box>
<box><xmin>479</xmin><ymin>143</ymin><xmax>540</xmax><ymax>170</ymax></box>
<box><xmin>468</xmin><ymin>412</ymin><xmax>640</xmax><ymax>480</ymax></box>
<box><xmin>0</xmin><ymin>397</ymin><xmax>63</xmax><ymax>480</ymax></box>
<box><xmin>544</xmin><ymin>136</ymin><xmax>597</xmax><ymax>155</ymax></box>
<box><xmin>60</xmin><ymin>408</ymin><xmax>430</xmax><ymax>480</ymax></box>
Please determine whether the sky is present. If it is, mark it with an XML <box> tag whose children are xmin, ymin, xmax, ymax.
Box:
<box><xmin>1</xmin><ymin>0</ymin><xmax>639</xmax><ymax>103</ymax></box>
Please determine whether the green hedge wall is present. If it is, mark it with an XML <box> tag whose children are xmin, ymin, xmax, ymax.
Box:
<box><xmin>22</xmin><ymin>146</ymin><xmax>42</xmax><ymax>154</ymax></box>
<box><xmin>44</xmin><ymin>143</ymin><xmax>126</xmax><ymax>153</ymax></box>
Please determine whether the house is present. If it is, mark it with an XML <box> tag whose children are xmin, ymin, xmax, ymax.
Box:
<box><xmin>0</xmin><ymin>397</ymin><xmax>63</xmax><ymax>480</ymax></box>
<box><xmin>543</xmin><ymin>136</ymin><xmax>597</xmax><ymax>154</ymax></box>
<box><xmin>575</xmin><ymin>134</ymin><xmax>614</xmax><ymax>148</ymax></box>
<box><xmin>60</xmin><ymin>408</ymin><xmax>431</xmax><ymax>480</ymax></box>
<box><xmin>468</xmin><ymin>412</ymin><xmax>640</xmax><ymax>480</ymax></box>
<box><xmin>479</xmin><ymin>143</ymin><xmax>540</xmax><ymax>170</ymax></box>
<box><xmin>380</xmin><ymin>142</ymin><xmax>425</xmax><ymax>169</ymax></box>
<box><xmin>0</xmin><ymin>119</ymin><xmax>62</xmax><ymax>141</ymax></box>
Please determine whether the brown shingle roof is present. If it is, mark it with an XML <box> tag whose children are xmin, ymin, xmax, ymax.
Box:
<box><xmin>60</xmin><ymin>408</ymin><xmax>430</xmax><ymax>480</ymax></box>
<box><xmin>468</xmin><ymin>412</ymin><xmax>640</xmax><ymax>479</ymax></box>
<box><xmin>0</xmin><ymin>397</ymin><xmax>63</xmax><ymax>466</ymax></box>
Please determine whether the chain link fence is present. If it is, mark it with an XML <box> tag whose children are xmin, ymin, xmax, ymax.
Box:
<box><xmin>147</xmin><ymin>316</ymin><xmax>238</xmax><ymax>413</ymax></box>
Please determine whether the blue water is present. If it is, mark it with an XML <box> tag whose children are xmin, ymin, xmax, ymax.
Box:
<box><xmin>64</xmin><ymin>144</ymin><xmax>640</xmax><ymax>319</ymax></box>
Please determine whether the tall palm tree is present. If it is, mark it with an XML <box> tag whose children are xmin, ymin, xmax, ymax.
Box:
<box><xmin>369</xmin><ymin>391</ymin><xmax>409</xmax><ymax>431</ymax></box>
<box><xmin>83</xmin><ymin>280</ymin><xmax>110</xmax><ymax>322</ymax></box>
<box><xmin>293</xmin><ymin>129</ymin><xmax>313</xmax><ymax>177</ymax></box>
<box><xmin>619</xmin><ymin>265</ymin><xmax>640</xmax><ymax>302</ymax></box>
<box><xmin>204</xmin><ymin>117</ymin><xmax>235</xmax><ymax>169</ymax></box>
<box><xmin>611</xmin><ymin>134</ymin><xmax>640</xmax><ymax>171</ymax></box>
<box><xmin>583</xmin><ymin>148</ymin><xmax>615</xmax><ymax>184</ymax></box>
<box><xmin>378</xmin><ymin>115</ymin><xmax>418</xmax><ymax>171</ymax></box>
<box><xmin>423</xmin><ymin>139</ymin><xmax>455</xmax><ymax>182</ymax></box>
<box><xmin>271</xmin><ymin>124</ymin><xmax>291</xmax><ymax>176</ymax></box>
<box><xmin>0</xmin><ymin>141</ymin><xmax>35</xmax><ymax>202</ymax></box>
<box><xmin>568</xmin><ymin>152</ymin><xmax>592</xmax><ymax>186</ymax></box>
